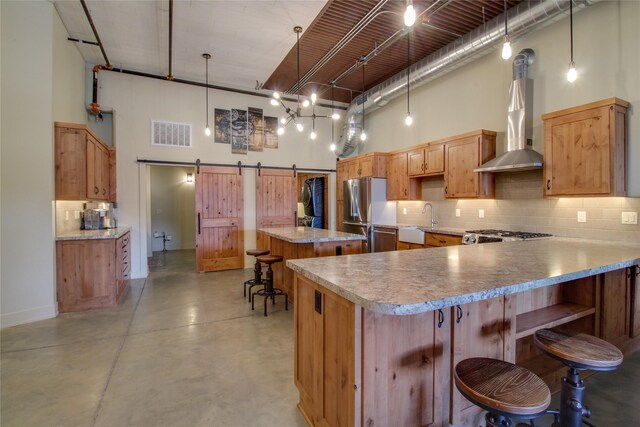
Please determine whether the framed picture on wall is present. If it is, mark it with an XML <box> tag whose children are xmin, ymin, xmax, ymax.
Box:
<box><xmin>231</xmin><ymin>109</ymin><xmax>248</xmax><ymax>155</ymax></box>
<box><xmin>248</xmin><ymin>107</ymin><xmax>264</xmax><ymax>152</ymax></box>
<box><xmin>214</xmin><ymin>109</ymin><xmax>231</xmax><ymax>144</ymax></box>
<box><xmin>264</xmin><ymin>116</ymin><xmax>278</xmax><ymax>149</ymax></box>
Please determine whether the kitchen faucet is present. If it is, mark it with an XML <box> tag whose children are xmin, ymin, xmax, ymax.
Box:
<box><xmin>422</xmin><ymin>202</ymin><xmax>437</xmax><ymax>229</ymax></box>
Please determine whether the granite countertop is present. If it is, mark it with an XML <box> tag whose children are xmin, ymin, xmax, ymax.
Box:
<box><xmin>287</xmin><ymin>238</ymin><xmax>640</xmax><ymax>315</ymax></box>
<box><xmin>372</xmin><ymin>224</ymin><xmax>466</xmax><ymax>236</ymax></box>
<box><xmin>259</xmin><ymin>227</ymin><xmax>366</xmax><ymax>243</ymax></box>
<box><xmin>56</xmin><ymin>227</ymin><xmax>131</xmax><ymax>241</ymax></box>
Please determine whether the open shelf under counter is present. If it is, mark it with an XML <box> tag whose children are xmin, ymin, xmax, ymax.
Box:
<box><xmin>516</xmin><ymin>303</ymin><xmax>596</xmax><ymax>340</ymax></box>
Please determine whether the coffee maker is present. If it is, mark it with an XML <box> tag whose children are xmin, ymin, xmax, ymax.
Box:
<box><xmin>81</xmin><ymin>202</ymin><xmax>117</xmax><ymax>230</ymax></box>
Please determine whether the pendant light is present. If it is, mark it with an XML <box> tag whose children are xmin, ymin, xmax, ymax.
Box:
<box><xmin>567</xmin><ymin>0</ymin><xmax>577</xmax><ymax>82</ymax></box>
<box><xmin>405</xmin><ymin>31</ymin><xmax>413</xmax><ymax>126</ymax></box>
<box><xmin>404</xmin><ymin>0</ymin><xmax>416</xmax><ymax>27</ymax></box>
<box><xmin>360</xmin><ymin>58</ymin><xmax>367</xmax><ymax>142</ymax></box>
<box><xmin>501</xmin><ymin>0</ymin><xmax>512</xmax><ymax>60</ymax></box>
<box><xmin>202</xmin><ymin>53</ymin><xmax>212</xmax><ymax>136</ymax></box>
<box><xmin>270</xmin><ymin>26</ymin><xmax>337</xmax><ymax>138</ymax></box>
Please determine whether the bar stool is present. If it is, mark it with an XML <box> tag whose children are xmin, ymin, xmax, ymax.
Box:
<box><xmin>534</xmin><ymin>328</ymin><xmax>623</xmax><ymax>427</ymax></box>
<box><xmin>243</xmin><ymin>249</ymin><xmax>270</xmax><ymax>301</ymax></box>
<box><xmin>251</xmin><ymin>255</ymin><xmax>288</xmax><ymax>317</ymax></box>
<box><xmin>454</xmin><ymin>357</ymin><xmax>551</xmax><ymax>427</ymax></box>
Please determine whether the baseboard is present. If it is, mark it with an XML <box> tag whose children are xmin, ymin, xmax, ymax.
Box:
<box><xmin>0</xmin><ymin>304</ymin><xmax>57</xmax><ymax>328</ymax></box>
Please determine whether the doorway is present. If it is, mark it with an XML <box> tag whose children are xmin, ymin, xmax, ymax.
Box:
<box><xmin>147</xmin><ymin>165</ymin><xmax>196</xmax><ymax>269</ymax></box>
<box><xmin>297</xmin><ymin>173</ymin><xmax>329</xmax><ymax>229</ymax></box>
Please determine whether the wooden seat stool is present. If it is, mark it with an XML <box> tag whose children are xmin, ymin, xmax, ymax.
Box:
<box><xmin>252</xmin><ymin>255</ymin><xmax>288</xmax><ymax>317</ymax></box>
<box><xmin>454</xmin><ymin>357</ymin><xmax>551</xmax><ymax>427</ymax></box>
<box><xmin>534</xmin><ymin>328</ymin><xmax>623</xmax><ymax>427</ymax></box>
<box><xmin>244</xmin><ymin>249</ymin><xmax>270</xmax><ymax>302</ymax></box>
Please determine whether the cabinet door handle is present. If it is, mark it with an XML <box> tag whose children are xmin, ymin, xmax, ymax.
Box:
<box><xmin>437</xmin><ymin>309</ymin><xmax>445</xmax><ymax>328</ymax></box>
<box><xmin>197</xmin><ymin>213</ymin><xmax>201</xmax><ymax>235</ymax></box>
<box><xmin>546</xmin><ymin>179</ymin><xmax>551</xmax><ymax>190</ymax></box>
<box><xmin>456</xmin><ymin>305</ymin><xmax>463</xmax><ymax>324</ymax></box>
<box><xmin>102</xmin><ymin>188</ymin><xmax>106</xmax><ymax>195</ymax></box>
<box><xmin>404</xmin><ymin>188</ymin><xmax>407</xmax><ymax>196</ymax></box>
<box><xmin>94</xmin><ymin>186</ymin><xmax>99</xmax><ymax>194</ymax></box>
<box><xmin>444</xmin><ymin>186</ymin><xmax>448</xmax><ymax>194</ymax></box>
<box><xmin>439</xmin><ymin>239</ymin><xmax>447</xmax><ymax>244</ymax></box>
<box><xmin>425</xmin><ymin>163</ymin><xmax>428</xmax><ymax>171</ymax></box>
<box><xmin>421</xmin><ymin>164</ymin><xmax>424</xmax><ymax>172</ymax></box>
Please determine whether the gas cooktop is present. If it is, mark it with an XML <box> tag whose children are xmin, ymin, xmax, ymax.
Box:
<box><xmin>462</xmin><ymin>229</ymin><xmax>553</xmax><ymax>244</ymax></box>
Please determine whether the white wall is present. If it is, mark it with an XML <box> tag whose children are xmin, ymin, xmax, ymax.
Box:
<box><xmin>1</xmin><ymin>1</ymin><xmax>86</xmax><ymax>327</ymax></box>
<box><xmin>364</xmin><ymin>0</ymin><xmax>640</xmax><ymax>196</ymax></box>
<box><xmin>149</xmin><ymin>166</ymin><xmax>196</xmax><ymax>252</ymax></box>
<box><xmin>97</xmin><ymin>71</ymin><xmax>337</xmax><ymax>278</ymax></box>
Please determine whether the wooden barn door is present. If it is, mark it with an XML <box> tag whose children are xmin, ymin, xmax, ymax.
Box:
<box><xmin>195</xmin><ymin>166</ymin><xmax>244</xmax><ymax>272</ymax></box>
<box><xmin>256</xmin><ymin>168</ymin><xmax>297</xmax><ymax>229</ymax></box>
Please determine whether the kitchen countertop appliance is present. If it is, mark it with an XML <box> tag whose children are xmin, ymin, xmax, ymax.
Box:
<box><xmin>343</xmin><ymin>177</ymin><xmax>396</xmax><ymax>252</ymax></box>
<box><xmin>462</xmin><ymin>229</ymin><xmax>552</xmax><ymax>244</ymax></box>
<box><xmin>81</xmin><ymin>202</ymin><xmax>117</xmax><ymax>230</ymax></box>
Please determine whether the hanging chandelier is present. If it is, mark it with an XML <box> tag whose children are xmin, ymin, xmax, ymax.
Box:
<box><xmin>270</xmin><ymin>26</ymin><xmax>340</xmax><ymax>141</ymax></box>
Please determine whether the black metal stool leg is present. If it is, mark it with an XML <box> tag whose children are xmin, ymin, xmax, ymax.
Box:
<box><xmin>486</xmin><ymin>412</ymin><xmax>514</xmax><ymax>427</ymax></box>
<box><xmin>558</xmin><ymin>368</ymin><xmax>590</xmax><ymax>427</ymax></box>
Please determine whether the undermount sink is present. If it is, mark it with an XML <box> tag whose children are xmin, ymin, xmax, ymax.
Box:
<box><xmin>397</xmin><ymin>227</ymin><xmax>425</xmax><ymax>245</ymax></box>
<box><xmin>416</xmin><ymin>226</ymin><xmax>435</xmax><ymax>232</ymax></box>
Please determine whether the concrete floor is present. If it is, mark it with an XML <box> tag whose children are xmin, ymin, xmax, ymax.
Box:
<box><xmin>1</xmin><ymin>250</ymin><xmax>306</xmax><ymax>427</ymax></box>
<box><xmin>1</xmin><ymin>249</ymin><xmax>639</xmax><ymax>426</ymax></box>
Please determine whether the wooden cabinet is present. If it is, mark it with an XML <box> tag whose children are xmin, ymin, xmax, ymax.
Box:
<box><xmin>362</xmin><ymin>308</ymin><xmax>448</xmax><ymax>427</ymax></box>
<box><xmin>450</xmin><ymin>297</ymin><xmax>512</xmax><ymax>426</ymax></box>
<box><xmin>336</xmin><ymin>203</ymin><xmax>344</xmax><ymax>232</ymax></box>
<box><xmin>425</xmin><ymin>232</ymin><xmax>461</xmax><ymax>247</ymax></box>
<box><xmin>408</xmin><ymin>143</ymin><xmax>445</xmax><ymax>177</ymax></box>
<box><xmin>444</xmin><ymin>131</ymin><xmax>496</xmax><ymax>199</ymax></box>
<box><xmin>631</xmin><ymin>266</ymin><xmax>640</xmax><ymax>338</ymax></box>
<box><xmin>396</xmin><ymin>241</ymin><xmax>423</xmax><ymax>250</ymax></box>
<box><xmin>336</xmin><ymin>161</ymin><xmax>348</xmax><ymax>202</ymax></box>
<box><xmin>115</xmin><ymin>232</ymin><xmax>131</xmax><ymax>301</ymax></box>
<box><xmin>55</xmin><ymin>126</ymin><xmax>88</xmax><ymax>200</ymax></box>
<box><xmin>56</xmin><ymin>231</ymin><xmax>131</xmax><ymax>312</ymax></box>
<box><xmin>542</xmin><ymin>98</ymin><xmax>629</xmax><ymax>197</ymax></box>
<box><xmin>600</xmin><ymin>268</ymin><xmax>631</xmax><ymax>348</ymax></box>
<box><xmin>55</xmin><ymin>122</ymin><xmax>115</xmax><ymax>202</ymax></box>
<box><xmin>87</xmin><ymin>134</ymin><xmax>110</xmax><ymax>200</ymax></box>
<box><xmin>386</xmin><ymin>152</ymin><xmax>420</xmax><ymax>201</ymax></box>
<box><xmin>346</xmin><ymin>153</ymin><xmax>386</xmax><ymax>179</ymax></box>
<box><xmin>295</xmin><ymin>275</ymin><xmax>355</xmax><ymax>427</ymax></box>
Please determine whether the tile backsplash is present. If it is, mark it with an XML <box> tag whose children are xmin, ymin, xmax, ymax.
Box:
<box><xmin>397</xmin><ymin>171</ymin><xmax>640</xmax><ymax>244</ymax></box>
<box><xmin>55</xmin><ymin>200</ymin><xmax>86</xmax><ymax>234</ymax></box>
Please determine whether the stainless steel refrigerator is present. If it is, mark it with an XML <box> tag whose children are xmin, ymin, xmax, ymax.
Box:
<box><xmin>342</xmin><ymin>177</ymin><xmax>396</xmax><ymax>252</ymax></box>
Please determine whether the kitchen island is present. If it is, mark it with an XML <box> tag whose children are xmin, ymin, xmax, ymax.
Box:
<box><xmin>257</xmin><ymin>227</ymin><xmax>365</xmax><ymax>301</ymax></box>
<box><xmin>287</xmin><ymin>238</ymin><xmax>640</xmax><ymax>427</ymax></box>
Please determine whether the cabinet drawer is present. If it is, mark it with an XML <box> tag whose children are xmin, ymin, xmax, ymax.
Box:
<box><xmin>425</xmin><ymin>233</ymin><xmax>461</xmax><ymax>247</ymax></box>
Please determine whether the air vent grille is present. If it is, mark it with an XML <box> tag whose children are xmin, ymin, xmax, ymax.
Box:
<box><xmin>151</xmin><ymin>120</ymin><xmax>192</xmax><ymax>148</ymax></box>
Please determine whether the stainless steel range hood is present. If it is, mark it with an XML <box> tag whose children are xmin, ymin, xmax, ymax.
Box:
<box><xmin>475</xmin><ymin>48</ymin><xmax>543</xmax><ymax>173</ymax></box>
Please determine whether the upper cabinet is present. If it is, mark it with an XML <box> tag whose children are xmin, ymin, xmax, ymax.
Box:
<box><xmin>542</xmin><ymin>98</ymin><xmax>629</xmax><ymax>197</ymax></box>
<box><xmin>346</xmin><ymin>153</ymin><xmax>387</xmax><ymax>179</ymax></box>
<box><xmin>336</xmin><ymin>152</ymin><xmax>387</xmax><ymax>203</ymax></box>
<box><xmin>55</xmin><ymin>122</ymin><xmax>115</xmax><ymax>202</ymax></box>
<box><xmin>336</xmin><ymin>161</ymin><xmax>349</xmax><ymax>202</ymax></box>
<box><xmin>387</xmin><ymin>152</ymin><xmax>420</xmax><ymax>201</ymax></box>
<box><xmin>444</xmin><ymin>130</ymin><xmax>496</xmax><ymax>199</ymax></box>
<box><xmin>407</xmin><ymin>143</ymin><xmax>445</xmax><ymax>177</ymax></box>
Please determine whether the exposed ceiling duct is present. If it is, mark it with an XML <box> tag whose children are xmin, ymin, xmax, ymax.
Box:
<box><xmin>336</xmin><ymin>0</ymin><xmax>601</xmax><ymax>157</ymax></box>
